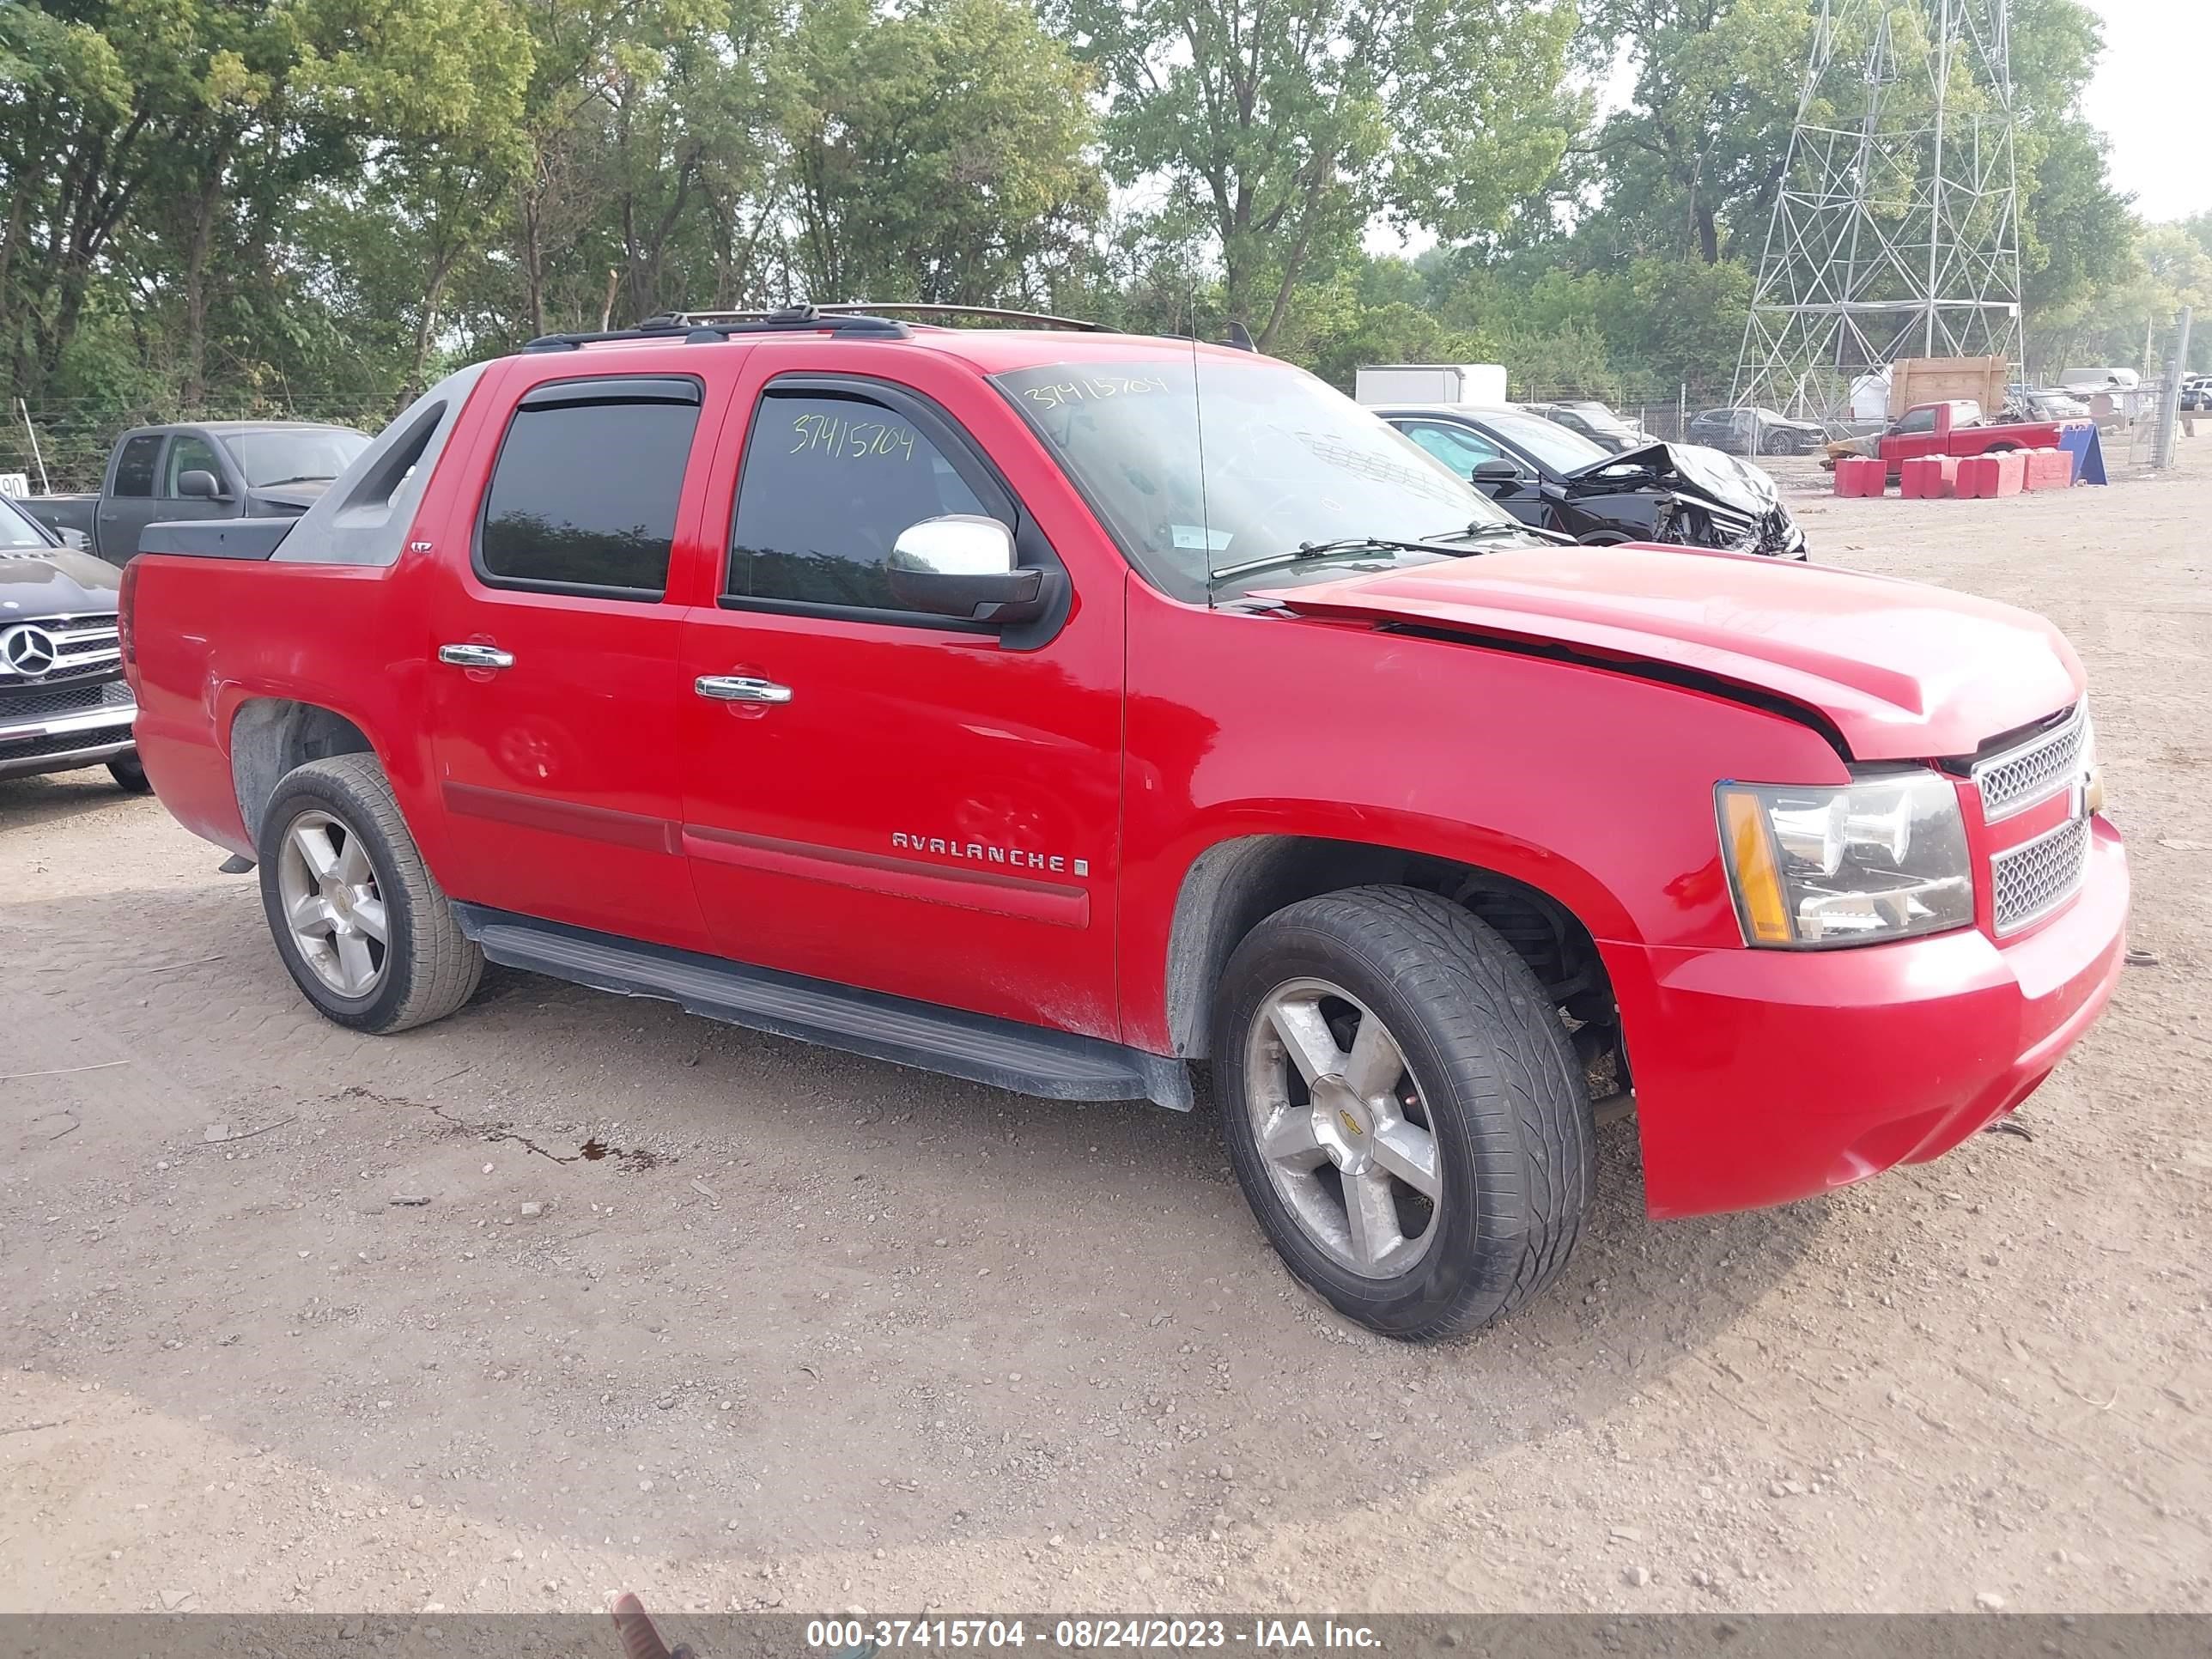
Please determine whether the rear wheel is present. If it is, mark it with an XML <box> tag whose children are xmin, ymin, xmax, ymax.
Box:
<box><xmin>256</xmin><ymin>754</ymin><xmax>482</xmax><ymax>1034</ymax></box>
<box><xmin>1213</xmin><ymin>886</ymin><xmax>1595</xmax><ymax>1340</ymax></box>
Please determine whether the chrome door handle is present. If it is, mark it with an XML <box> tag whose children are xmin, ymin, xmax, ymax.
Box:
<box><xmin>695</xmin><ymin>675</ymin><xmax>792</xmax><ymax>704</ymax></box>
<box><xmin>438</xmin><ymin>643</ymin><xmax>514</xmax><ymax>670</ymax></box>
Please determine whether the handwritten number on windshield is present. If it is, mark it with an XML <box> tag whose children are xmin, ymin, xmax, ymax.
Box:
<box><xmin>1023</xmin><ymin>374</ymin><xmax>1170</xmax><ymax>410</ymax></box>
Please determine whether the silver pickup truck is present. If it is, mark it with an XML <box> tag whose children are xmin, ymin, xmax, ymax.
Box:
<box><xmin>22</xmin><ymin>420</ymin><xmax>367</xmax><ymax>564</ymax></box>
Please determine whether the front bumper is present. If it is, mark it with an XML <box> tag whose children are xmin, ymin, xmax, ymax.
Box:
<box><xmin>1607</xmin><ymin>817</ymin><xmax>2128</xmax><ymax>1218</ymax></box>
<box><xmin>0</xmin><ymin>696</ymin><xmax>138</xmax><ymax>781</ymax></box>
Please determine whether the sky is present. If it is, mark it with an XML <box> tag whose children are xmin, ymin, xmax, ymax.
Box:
<box><xmin>2078</xmin><ymin>0</ymin><xmax>2211</xmax><ymax>224</ymax></box>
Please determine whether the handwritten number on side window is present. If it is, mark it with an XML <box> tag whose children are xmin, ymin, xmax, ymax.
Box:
<box><xmin>789</xmin><ymin>411</ymin><xmax>917</xmax><ymax>461</ymax></box>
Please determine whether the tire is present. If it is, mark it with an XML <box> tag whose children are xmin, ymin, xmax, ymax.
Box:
<box><xmin>1212</xmin><ymin>885</ymin><xmax>1595</xmax><ymax>1340</ymax></box>
<box><xmin>107</xmin><ymin>752</ymin><xmax>151</xmax><ymax>793</ymax></box>
<box><xmin>255</xmin><ymin>753</ymin><xmax>482</xmax><ymax>1034</ymax></box>
<box><xmin>1575</xmin><ymin>530</ymin><xmax>1631</xmax><ymax>546</ymax></box>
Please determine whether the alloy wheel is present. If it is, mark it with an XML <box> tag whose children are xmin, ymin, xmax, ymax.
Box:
<box><xmin>1243</xmin><ymin>977</ymin><xmax>1443</xmax><ymax>1279</ymax></box>
<box><xmin>275</xmin><ymin>807</ymin><xmax>388</xmax><ymax>997</ymax></box>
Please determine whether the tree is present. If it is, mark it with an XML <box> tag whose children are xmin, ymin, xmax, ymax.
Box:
<box><xmin>1576</xmin><ymin>0</ymin><xmax>1814</xmax><ymax>265</ymax></box>
<box><xmin>1056</xmin><ymin>0</ymin><xmax>1576</xmax><ymax>350</ymax></box>
<box><xmin>311</xmin><ymin>0</ymin><xmax>535</xmax><ymax>400</ymax></box>
<box><xmin>780</xmin><ymin>0</ymin><xmax>1104</xmax><ymax>306</ymax></box>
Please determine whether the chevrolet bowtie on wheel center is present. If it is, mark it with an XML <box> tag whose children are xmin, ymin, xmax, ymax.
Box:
<box><xmin>118</xmin><ymin>304</ymin><xmax>2128</xmax><ymax>1340</ymax></box>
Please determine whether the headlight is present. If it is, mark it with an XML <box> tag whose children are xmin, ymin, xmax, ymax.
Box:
<box><xmin>1717</xmin><ymin>769</ymin><xmax>1973</xmax><ymax>947</ymax></box>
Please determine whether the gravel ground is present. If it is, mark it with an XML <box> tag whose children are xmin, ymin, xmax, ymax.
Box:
<box><xmin>3</xmin><ymin>444</ymin><xmax>2208</xmax><ymax>1617</ymax></box>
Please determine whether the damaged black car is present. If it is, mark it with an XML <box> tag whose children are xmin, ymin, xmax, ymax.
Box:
<box><xmin>1375</xmin><ymin>404</ymin><xmax>1808</xmax><ymax>559</ymax></box>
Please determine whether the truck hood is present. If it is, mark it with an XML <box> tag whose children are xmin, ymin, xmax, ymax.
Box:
<box><xmin>1264</xmin><ymin>544</ymin><xmax>2080</xmax><ymax>761</ymax></box>
<box><xmin>0</xmin><ymin>545</ymin><xmax>121</xmax><ymax>615</ymax></box>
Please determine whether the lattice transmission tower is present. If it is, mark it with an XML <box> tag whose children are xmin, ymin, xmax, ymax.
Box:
<box><xmin>1732</xmin><ymin>0</ymin><xmax>2024</xmax><ymax>418</ymax></box>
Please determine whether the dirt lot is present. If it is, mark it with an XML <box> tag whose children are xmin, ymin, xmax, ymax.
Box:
<box><xmin>3</xmin><ymin>446</ymin><xmax>2209</xmax><ymax>1618</ymax></box>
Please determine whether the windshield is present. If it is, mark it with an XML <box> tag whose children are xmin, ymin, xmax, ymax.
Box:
<box><xmin>993</xmin><ymin>358</ymin><xmax>1518</xmax><ymax>599</ymax></box>
<box><xmin>1</xmin><ymin>497</ymin><xmax>52</xmax><ymax>549</ymax></box>
<box><xmin>221</xmin><ymin>428</ymin><xmax>369</xmax><ymax>488</ymax></box>
<box><xmin>1564</xmin><ymin>404</ymin><xmax>1638</xmax><ymax>435</ymax></box>
<box><xmin>1480</xmin><ymin>409</ymin><xmax>1610</xmax><ymax>471</ymax></box>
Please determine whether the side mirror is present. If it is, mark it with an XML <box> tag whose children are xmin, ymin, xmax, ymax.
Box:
<box><xmin>1470</xmin><ymin>458</ymin><xmax>1524</xmax><ymax>495</ymax></box>
<box><xmin>177</xmin><ymin>469</ymin><xmax>224</xmax><ymax>501</ymax></box>
<box><xmin>887</xmin><ymin>514</ymin><xmax>1044</xmax><ymax>623</ymax></box>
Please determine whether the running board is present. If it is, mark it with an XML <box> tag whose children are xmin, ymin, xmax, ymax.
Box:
<box><xmin>450</xmin><ymin>905</ymin><xmax>1193</xmax><ymax>1111</ymax></box>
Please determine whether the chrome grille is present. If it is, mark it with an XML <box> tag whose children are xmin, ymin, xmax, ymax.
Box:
<box><xmin>1992</xmin><ymin>817</ymin><xmax>2090</xmax><ymax>936</ymax></box>
<box><xmin>0</xmin><ymin>612</ymin><xmax>121</xmax><ymax>684</ymax></box>
<box><xmin>1972</xmin><ymin>705</ymin><xmax>2087</xmax><ymax>823</ymax></box>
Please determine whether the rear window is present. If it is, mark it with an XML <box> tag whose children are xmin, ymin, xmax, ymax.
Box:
<box><xmin>222</xmin><ymin>428</ymin><xmax>369</xmax><ymax>489</ymax></box>
<box><xmin>112</xmin><ymin>434</ymin><xmax>161</xmax><ymax>497</ymax></box>
<box><xmin>477</xmin><ymin>381</ymin><xmax>702</xmax><ymax>597</ymax></box>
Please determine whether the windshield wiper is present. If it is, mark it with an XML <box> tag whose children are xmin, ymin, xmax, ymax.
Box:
<box><xmin>1207</xmin><ymin>536</ymin><xmax>1440</xmax><ymax>581</ymax></box>
<box><xmin>254</xmin><ymin>474</ymin><xmax>332</xmax><ymax>488</ymax></box>
<box><xmin>1425</xmin><ymin>520</ymin><xmax>1576</xmax><ymax>547</ymax></box>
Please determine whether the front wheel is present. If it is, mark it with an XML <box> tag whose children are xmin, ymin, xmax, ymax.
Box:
<box><xmin>255</xmin><ymin>753</ymin><xmax>483</xmax><ymax>1034</ymax></box>
<box><xmin>1212</xmin><ymin>886</ymin><xmax>1595</xmax><ymax>1340</ymax></box>
<box><xmin>107</xmin><ymin>753</ymin><xmax>150</xmax><ymax>793</ymax></box>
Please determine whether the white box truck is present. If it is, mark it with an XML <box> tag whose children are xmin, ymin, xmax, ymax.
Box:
<box><xmin>1354</xmin><ymin>363</ymin><xmax>1510</xmax><ymax>407</ymax></box>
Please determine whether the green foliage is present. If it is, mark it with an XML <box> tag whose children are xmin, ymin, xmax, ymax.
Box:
<box><xmin>0</xmin><ymin>0</ymin><xmax>2170</xmax><ymax>426</ymax></box>
<box><xmin>1055</xmin><ymin>0</ymin><xmax>1576</xmax><ymax>349</ymax></box>
<box><xmin>778</xmin><ymin>0</ymin><xmax>1103</xmax><ymax>306</ymax></box>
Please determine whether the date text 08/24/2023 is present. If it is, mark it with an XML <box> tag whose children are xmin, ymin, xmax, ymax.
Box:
<box><xmin>804</xmin><ymin>1620</ymin><xmax>1382</xmax><ymax>1651</ymax></box>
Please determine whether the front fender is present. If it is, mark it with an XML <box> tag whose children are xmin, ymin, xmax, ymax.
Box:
<box><xmin>1119</xmin><ymin>582</ymin><xmax>1849</xmax><ymax>1052</ymax></box>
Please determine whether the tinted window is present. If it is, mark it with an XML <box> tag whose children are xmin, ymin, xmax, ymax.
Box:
<box><xmin>479</xmin><ymin>389</ymin><xmax>701</xmax><ymax>595</ymax></box>
<box><xmin>728</xmin><ymin>390</ymin><xmax>992</xmax><ymax>611</ymax></box>
<box><xmin>1397</xmin><ymin>421</ymin><xmax>1503</xmax><ymax>476</ymax></box>
<box><xmin>1894</xmin><ymin>408</ymin><xmax>1937</xmax><ymax>434</ymax></box>
<box><xmin>163</xmin><ymin>434</ymin><xmax>222</xmax><ymax>496</ymax></box>
<box><xmin>112</xmin><ymin>434</ymin><xmax>161</xmax><ymax>497</ymax></box>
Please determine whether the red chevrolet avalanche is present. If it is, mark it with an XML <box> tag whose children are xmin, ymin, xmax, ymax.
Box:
<box><xmin>118</xmin><ymin>307</ymin><xmax>2127</xmax><ymax>1339</ymax></box>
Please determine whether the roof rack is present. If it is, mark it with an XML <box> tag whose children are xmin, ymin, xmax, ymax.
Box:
<box><xmin>661</xmin><ymin>301</ymin><xmax>1109</xmax><ymax>333</ymax></box>
<box><xmin>520</xmin><ymin>303</ymin><xmax>911</xmax><ymax>353</ymax></box>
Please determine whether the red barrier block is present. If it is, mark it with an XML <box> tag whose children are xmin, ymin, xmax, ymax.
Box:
<box><xmin>1957</xmin><ymin>453</ymin><xmax>2026</xmax><ymax>498</ymax></box>
<box><xmin>2023</xmin><ymin>447</ymin><xmax>2075</xmax><ymax>490</ymax></box>
<box><xmin>1834</xmin><ymin>456</ymin><xmax>1887</xmax><ymax>496</ymax></box>
<box><xmin>1899</xmin><ymin>455</ymin><xmax>1960</xmax><ymax>499</ymax></box>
